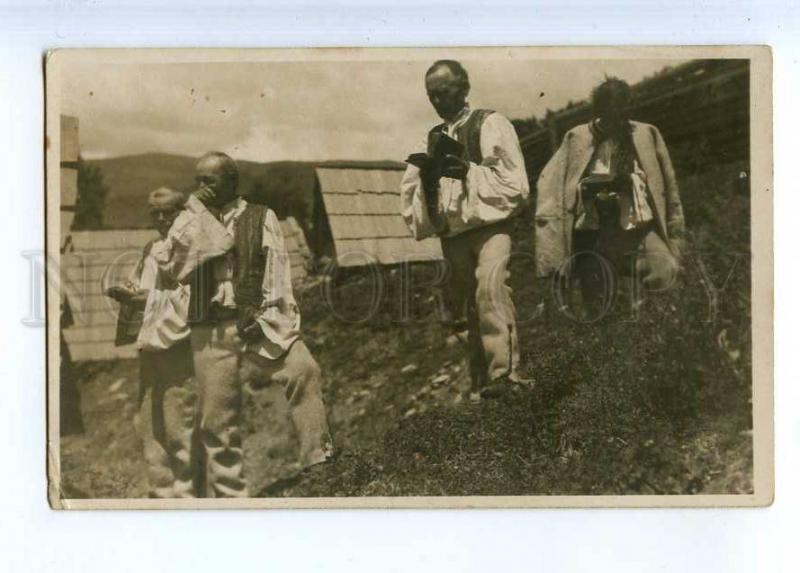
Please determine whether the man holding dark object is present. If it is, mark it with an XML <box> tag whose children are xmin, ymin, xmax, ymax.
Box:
<box><xmin>401</xmin><ymin>60</ymin><xmax>531</xmax><ymax>401</ymax></box>
<box><xmin>106</xmin><ymin>187</ymin><xmax>196</xmax><ymax>498</ymax></box>
<box><xmin>150</xmin><ymin>152</ymin><xmax>334</xmax><ymax>497</ymax></box>
<box><xmin>536</xmin><ymin>77</ymin><xmax>685</xmax><ymax>316</ymax></box>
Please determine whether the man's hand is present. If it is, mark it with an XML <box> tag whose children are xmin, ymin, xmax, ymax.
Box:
<box><xmin>440</xmin><ymin>154</ymin><xmax>470</xmax><ymax>180</ymax></box>
<box><xmin>105</xmin><ymin>284</ymin><xmax>136</xmax><ymax>302</ymax></box>
<box><xmin>237</xmin><ymin>306</ymin><xmax>264</xmax><ymax>343</ymax></box>
<box><xmin>192</xmin><ymin>184</ymin><xmax>216</xmax><ymax>206</ymax></box>
<box><xmin>240</xmin><ymin>322</ymin><xmax>264</xmax><ymax>343</ymax></box>
<box><xmin>128</xmin><ymin>289</ymin><xmax>150</xmax><ymax>307</ymax></box>
<box><xmin>106</xmin><ymin>285</ymin><xmax>149</xmax><ymax>310</ymax></box>
<box><xmin>636</xmin><ymin>253</ymin><xmax>681</xmax><ymax>291</ymax></box>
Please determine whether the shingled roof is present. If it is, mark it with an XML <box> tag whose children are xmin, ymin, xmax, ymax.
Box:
<box><xmin>314</xmin><ymin>166</ymin><xmax>443</xmax><ymax>267</ymax></box>
<box><xmin>280</xmin><ymin>216</ymin><xmax>312</xmax><ymax>282</ymax></box>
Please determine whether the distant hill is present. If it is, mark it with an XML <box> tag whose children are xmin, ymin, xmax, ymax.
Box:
<box><xmin>87</xmin><ymin>153</ymin><xmax>197</xmax><ymax>229</ymax></box>
<box><xmin>87</xmin><ymin>153</ymin><xmax>403</xmax><ymax>230</ymax></box>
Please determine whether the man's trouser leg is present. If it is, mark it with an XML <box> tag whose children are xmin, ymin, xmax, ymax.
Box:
<box><xmin>136</xmin><ymin>339</ymin><xmax>197</xmax><ymax>498</ymax></box>
<box><xmin>442</xmin><ymin>220</ymin><xmax>520</xmax><ymax>387</ymax></box>
<box><xmin>473</xmin><ymin>221</ymin><xmax>520</xmax><ymax>381</ymax></box>
<box><xmin>573</xmin><ymin>227</ymin><xmax>679</xmax><ymax>317</ymax></box>
<box><xmin>191</xmin><ymin>321</ymin><xmax>249</xmax><ymax>498</ymax></box>
<box><xmin>572</xmin><ymin>230</ymin><xmax>614</xmax><ymax>319</ymax></box>
<box><xmin>239</xmin><ymin>340</ymin><xmax>334</xmax><ymax>469</ymax></box>
<box><xmin>442</xmin><ymin>230</ymin><xmax>487</xmax><ymax>393</ymax></box>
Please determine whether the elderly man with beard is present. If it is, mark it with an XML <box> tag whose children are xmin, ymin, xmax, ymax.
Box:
<box><xmin>400</xmin><ymin>59</ymin><xmax>531</xmax><ymax>401</ymax></box>
<box><xmin>536</xmin><ymin>78</ymin><xmax>686</xmax><ymax>316</ymax></box>
<box><xmin>151</xmin><ymin>152</ymin><xmax>334</xmax><ymax>498</ymax></box>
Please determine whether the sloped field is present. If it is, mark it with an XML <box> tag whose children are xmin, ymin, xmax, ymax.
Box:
<box><xmin>59</xmin><ymin>158</ymin><xmax>753</xmax><ymax>499</ymax></box>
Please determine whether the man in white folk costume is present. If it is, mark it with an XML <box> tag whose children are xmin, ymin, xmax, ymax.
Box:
<box><xmin>147</xmin><ymin>153</ymin><xmax>334</xmax><ymax>497</ymax></box>
<box><xmin>400</xmin><ymin>60</ymin><xmax>532</xmax><ymax>401</ymax></box>
<box><xmin>107</xmin><ymin>187</ymin><xmax>196</xmax><ymax>498</ymax></box>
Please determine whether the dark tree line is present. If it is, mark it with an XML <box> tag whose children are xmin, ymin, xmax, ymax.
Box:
<box><xmin>72</xmin><ymin>157</ymin><xmax>109</xmax><ymax>230</ymax></box>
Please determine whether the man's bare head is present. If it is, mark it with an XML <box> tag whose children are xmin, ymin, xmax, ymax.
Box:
<box><xmin>195</xmin><ymin>151</ymin><xmax>239</xmax><ymax>206</ymax></box>
<box><xmin>148</xmin><ymin>187</ymin><xmax>183</xmax><ymax>238</ymax></box>
<box><xmin>425</xmin><ymin>60</ymin><xmax>470</xmax><ymax>121</ymax></box>
<box><xmin>591</xmin><ymin>77</ymin><xmax>633</xmax><ymax>131</ymax></box>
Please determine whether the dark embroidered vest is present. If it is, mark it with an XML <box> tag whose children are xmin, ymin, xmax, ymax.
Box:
<box><xmin>233</xmin><ymin>203</ymin><xmax>267</xmax><ymax>310</ymax></box>
<box><xmin>427</xmin><ymin>108</ymin><xmax>495</xmax><ymax>164</ymax></box>
<box><xmin>423</xmin><ymin>109</ymin><xmax>495</xmax><ymax>236</ymax></box>
<box><xmin>188</xmin><ymin>258</ymin><xmax>217</xmax><ymax>324</ymax></box>
<box><xmin>187</xmin><ymin>203</ymin><xmax>267</xmax><ymax>324</ymax></box>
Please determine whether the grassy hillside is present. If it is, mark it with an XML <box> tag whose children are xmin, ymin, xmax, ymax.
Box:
<box><xmin>268</xmin><ymin>157</ymin><xmax>752</xmax><ymax>497</ymax></box>
<box><xmin>60</xmin><ymin>147</ymin><xmax>753</xmax><ymax>498</ymax></box>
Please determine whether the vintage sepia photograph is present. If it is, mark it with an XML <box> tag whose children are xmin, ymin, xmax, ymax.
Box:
<box><xmin>45</xmin><ymin>47</ymin><xmax>772</xmax><ymax>508</ymax></box>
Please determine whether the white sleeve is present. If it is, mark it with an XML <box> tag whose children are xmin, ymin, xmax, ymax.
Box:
<box><xmin>399</xmin><ymin>136</ymin><xmax>438</xmax><ymax>240</ymax></box>
<box><xmin>254</xmin><ymin>209</ymin><xmax>301</xmax><ymax>353</ymax></box>
<box><xmin>463</xmin><ymin>113</ymin><xmax>530</xmax><ymax>212</ymax></box>
<box><xmin>126</xmin><ymin>241</ymin><xmax>158</xmax><ymax>291</ymax></box>
<box><xmin>135</xmin><ymin>253</ymin><xmax>159</xmax><ymax>291</ymax></box>
<box><xmin>150</xmin><ymin>195</ymin><xmax>234</xmax><ymax>283</ymax></box>
<box><xmin>259</xmin><ymin>209</ymin><xmax>294</xmax><ymax>307</ymax></box>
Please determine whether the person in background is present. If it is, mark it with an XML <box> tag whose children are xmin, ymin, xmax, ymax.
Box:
<box><xmin>107</xmin><ymin>187</ymin><xmax>196</xmax><ymax>498</ymax></box>
<box><xmin>149</xmin><ymin>152</ymin><xmax>334</xmax><ymax>498</ymax></box>
<box><xmin>400</xmin><ymin>59</ymin><xmax>531</xmax><ymax>401</ymax></box>
<box><xmin>535</xmin><ymin>77</ymin><xmax>685</xmax><ymax>316</ymax></box>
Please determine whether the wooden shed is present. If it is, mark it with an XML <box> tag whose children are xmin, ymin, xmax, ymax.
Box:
<box><xmin>311</xmin><ymin>164</ymin><xmax>443</xmax><ymax>267</ymax></box>
<box><xmin>280</xmin><ymin>216</ymin><xmax>312</xmax><ymax>282</ymax></box>
<box><xmin>62</xmin><ymin>230</ymin><xmax>158</xmax><ymax>361</ymax></box>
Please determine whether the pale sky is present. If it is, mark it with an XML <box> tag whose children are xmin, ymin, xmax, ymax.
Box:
<box><xmin>61</xmin><ymin>57</ymin><xmax>689</xmax><ymax>163</ymax></box>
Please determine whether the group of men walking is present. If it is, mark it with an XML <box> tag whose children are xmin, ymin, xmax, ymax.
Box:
<box><xmin>110</xmin><ymin>59</ymin><xmax>685</xmax><ymax>498</ymax></box>
<box><xmin>401</xmin><ymin>60</ymin><xmax>684</xmax><ymax>400</ymax></box>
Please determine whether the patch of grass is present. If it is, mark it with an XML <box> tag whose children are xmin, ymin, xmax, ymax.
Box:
<box><xmin>273</xmin><ymin>157</ymin><xmax>753</xmax><ymax>497</ymax></box>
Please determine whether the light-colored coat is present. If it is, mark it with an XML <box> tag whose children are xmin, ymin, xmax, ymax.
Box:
<box><xmin>535</xmin><ymin>120</ymin><xmax>685</xmax><ymax>277</ymax></box>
